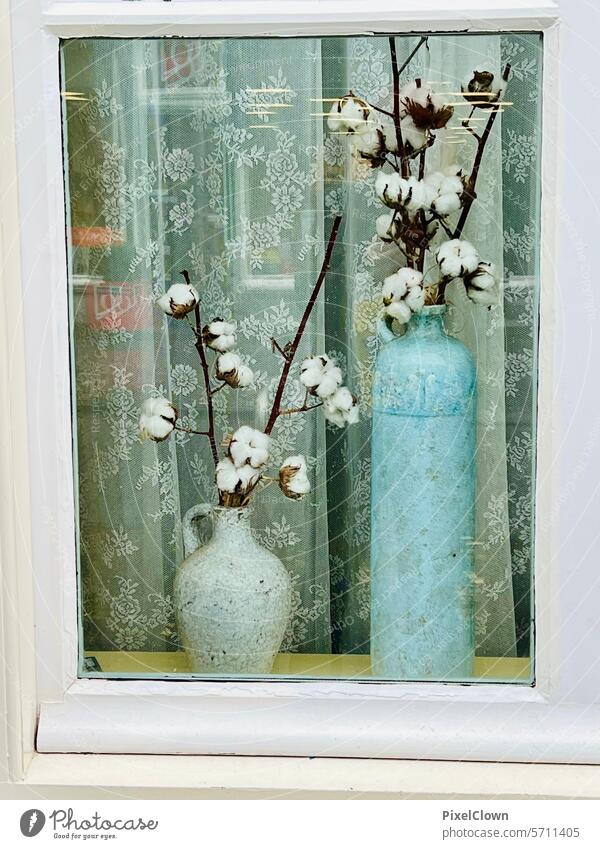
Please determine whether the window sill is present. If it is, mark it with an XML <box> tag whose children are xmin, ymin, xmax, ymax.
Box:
<box><xmin>21</xmin><ymin>753</ymin><xmax>600</xmax><ymax>799</ymax></box>
<box><xmin>83</xmin><ymin>651</ymin><xmax>532</xmax><ymax>683</ymax></box>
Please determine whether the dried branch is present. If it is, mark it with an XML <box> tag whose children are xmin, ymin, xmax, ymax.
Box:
<box><xmin>278</xmin><ymin>400</ymin><xmax>324</xmax><ymax>417</ymax></box>
<box><xmin>452</xmin><ymin>64</ymin><xmax>511</xmax><ymax>240</ymax></box>
<box><xmin>180</xmin><ymin>270</ymin><xmax>220</xmax><ymax>468</ymax></box>
<box><xmin>389</xmin><ymin>36</ymin><xmax>409</xmax><ymax>179</ymax></box>
<box><xmin>264</xmin><ymin>215</ymin><xmax>342</xmax><ymax>435</ymax></box>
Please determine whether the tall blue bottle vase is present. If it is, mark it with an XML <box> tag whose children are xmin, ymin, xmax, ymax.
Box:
<box><xmin>370</xmin><ymin>305</ymin><xmax>477</xmax><ymax>680</ymax></box>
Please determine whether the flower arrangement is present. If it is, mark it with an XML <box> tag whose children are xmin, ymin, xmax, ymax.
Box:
<box><xmin>139</xmin><ymin>216</ymin><xmax>357</xmax><ymax>508</ymax></box>
<box><xmin>329</xmin><ymin>36</ymin><xmax>510</xmax><ymax>323</ymax></box>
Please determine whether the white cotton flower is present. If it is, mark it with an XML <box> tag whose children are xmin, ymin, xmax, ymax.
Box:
<box><xmin>229</xmin><ymin>425</ymin><xmax>271</xmax><ymax>469</ymax></box>
<box><xmin>424</xmin><ymin>170</ymin><xmax>445</xmax><ymax>191</ymax></box>
<box><xmin>405</xmin><ymin>285</ymin><xmax>426</xmax><ymax>312</ymax></box>
<box><xmin>382</xmin><ymin>268</ymin><xmax>423</xmax><ymax>305</ymax></box>
<box><xmin>375</xmin><ymin>171</ymin><xmax>403</xmax><ymax>208</ymax></box>
<box><xmin>156</xmin><ymin>282</ymin><xmax>199</xmax><ymax>319</ymax></box>
<box><xmin>327</xmin><ymin>94</ymin><xmax>372</xmax><ymax>134</ymax></box>
<box><xmin>216</xmin><ymin>351</ymin><xmax>254</xmax><ymax>389</ymax></box>
<box><xmin>462</xmin><ymin>70</ymin><xmax>506</xmax><ymax>108</ymax></box>
<box><xmin>436</xmin><ymin>239</ymin><xmax>479</xmax><ymax>279</ymax></box>
<box><xmin>399</xmin><ymin>81</ymin><xmax>454</xmax><ymax>130</ymax></box>
<box><xmin>467</xmin><ymin>287</ymin><xmax>497</xmax><ymax>306</ymax></box>
<box><xmin>432</xmin><ymin>192</ymin><xmax>462</xmax><ymax>215</ymax></box>
<box><xmin>202</xmin><ymin>319</ymin><xmax>237</xmax><ymax>352</ymax></box>
<box><xmin>215</xmin><ymin>457</ymin><xmax>242</xmax><ymax>493</ymax></box>
<box><xmin>385</xmin><ymin>300</ymin><xmax>413</xmax><ymax>324</ymax></box>
<box><xmin>139</xmin><ymin>397</ymin><xmax>177</xmax><ymax>442</ymax></box>
<box><xmin>376</xmin><ymin>211</ymin><xmax>400</xmax><ymax>243</ymax></box>
<box><xmin>300</xmin><ymin>354</ymin><xmax>342</xmax><ymax>399</ymax></box>
<box><xmin>279</xmin><ymin>455</ymin><xmax>311</xmax><ymax>500</ymax></box>
<box><xmin>439</xmin><ymin>175</ymin><xmax>464</xmax><ymax>195</ymax></box>
<box><xmin>400</xmin><ymin>116</ymin><xmax>428</xmax><ymax>151</ymax></box>
<box><xmin>237</xmin><ymin>463</ymin><xmax>261</xmax><ymax>489</ymax></box>
<box><xmin>465</xmin><ymin>261</ymin><xmax>498</xmax><ymax>305</ymax></box>
<box><xmin>323</xmin><ymin>386</ymin><xmax>359</xmax><ymax>428</ymax></box>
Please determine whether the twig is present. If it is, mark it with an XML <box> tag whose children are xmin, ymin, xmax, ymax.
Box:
<box><xmin>264</xmin><ymin>215</ymin><xmax>342</xmax><ymax>435</ymax></box>
<box><xmin>397</xmin><ymin>35</ymin><xmax>428</xmax><ymax>78</ymax></box>
<box><xmin>278</xmin><ymin>400</ymin><xmax>324</xmax><ymax>417</ymax></box>
<box><xmin>210</xmin><ymin>382</ymin><xmax>228</xmax><ymax>397</ymax></box>
<box><xmin>180</xmin><ymin>270</ymin><xmax>220</xmax><ymax>468</ymax></box>
<box><xmin>389</xmin><ymin>36</ymin><xmax>409</xmax><ymax>178</ymax></box>
<box><xmin>174</xmin><ymin>425</ymin><xmax>209</xmax><ymax>436</ymax></box>
<box><xmin>371</xmin><ymin>104</ymin><xmax>395</xmax><ymax>119</ymax></box>
<box><xmin>453</xmin><ymin>64</ymin><xmax>511</xmax><ymax>240</ymax></box>
<box><xmin>271</xmin><ymin>338</ymin><xmax>291</xmax><ymax>360</ymax></box>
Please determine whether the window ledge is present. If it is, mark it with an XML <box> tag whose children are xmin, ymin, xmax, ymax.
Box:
<box><xmin>22</xmin><ymin>753</ymin><xmax>600</xmax><ymax>799</ymax></box>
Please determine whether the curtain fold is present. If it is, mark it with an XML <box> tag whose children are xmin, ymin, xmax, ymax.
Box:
<box><xmin>63</xmin><ymin>34</ymin><xmax>540</xmax><ymax>664</ymax></box>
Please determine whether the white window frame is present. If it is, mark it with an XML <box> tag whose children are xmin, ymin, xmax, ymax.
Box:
<box><xmin>5</xmin><ymin>0</ymin><xmax>587</xmax><ymax>786</ymax></box>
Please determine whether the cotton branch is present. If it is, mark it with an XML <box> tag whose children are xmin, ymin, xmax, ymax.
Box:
<box><xmin>264</xmin><ymin>215</ymin><xmax>342</xmax><ymax>435</ymax></box>
<box><xmin>180</xmin><ymin>270</ymin><xmax>220</xmax><ymax>468</ymax></box>
<box><xmin>453</xmin><ymin>63</ymin><xmax>511</xmax><ymax>240</ymax></box>
<box><xmin>389</xmin><ymin>36</ymin><xmax>409</xmax><ymax>179</ymax></box>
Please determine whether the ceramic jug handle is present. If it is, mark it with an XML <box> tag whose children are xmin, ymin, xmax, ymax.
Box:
<box><xmin>377</xmin><ymin>315</ymin><xmax>398</xmax><ymax>344</ymax></box>
<box><xmin>182</xmin><ymin>503</ymin><xmax>212</xmax><ymax>557</ymax></box>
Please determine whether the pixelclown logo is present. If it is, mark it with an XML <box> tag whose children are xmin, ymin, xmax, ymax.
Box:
<box><xmin>19</xmin><ymin>809</ymin><xmax>46</xmax><ymax>837</ymax></box>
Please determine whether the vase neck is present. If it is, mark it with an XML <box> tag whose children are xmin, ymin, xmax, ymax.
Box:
<box><xmin>211</xmin><ymin>507</ymin><xmax>253</xmax><ymax>546</ymax></box>
<box><xmin>404</xmin><ymin>306</ymin><xmax>447</xmax><ymax>340</ymax></box>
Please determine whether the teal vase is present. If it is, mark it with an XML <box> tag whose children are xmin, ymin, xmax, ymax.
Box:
<box><xmin>370</xmin><ymin>305</ymin><xmax>476</xmax><ymax>680</ymax></box>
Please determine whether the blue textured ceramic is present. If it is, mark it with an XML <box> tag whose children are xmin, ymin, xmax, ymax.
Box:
<box><xmin>370</xmin><ymin>305</ymin><xmax>476</xmax><ymax>680</ymax></box>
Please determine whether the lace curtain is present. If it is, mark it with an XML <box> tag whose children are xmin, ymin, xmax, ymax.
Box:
<box><xmin>62</xmin><ymin>33</ymin><xmax>540</xmax><ymax>661</ymax></box>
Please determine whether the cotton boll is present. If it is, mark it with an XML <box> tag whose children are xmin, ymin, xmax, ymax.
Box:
<box><xmin>405</xmin><ymin>286</ymin><xmax>425</xmax><ymax>312</ymax></box>
<box><xmin>375</xmin><ymin>171</ymin><xmax>404</xmax><ymax>208</ymax></box>
<box><xmin>400</xmin><ymin>116</ymin><xmax>427</xmax><ymax>152</ymax></box>
<box><xmin>436</xmin><ymin>239</ymin><xmax>479</xmax><ymax>279</ymax></box>
<box><xmin>439</xmin><ymin>175</ymin><xmax>464</xmax><ymax>196</ymax></box>
<box><xmin>234</xmin><ymin>364</ymin><xmax>255</xmax><ymax>388</ymax></box>
<box><xmin>216</xmin><ymin>351</ymin><xmax>242</xmax><ymax>375</ymax></box>
<box><xmin>468</xmin><ymin>261</ymin><xmax>496</xmax><ymax>290</ymax></box>
<box><xmin>323</xmin><ymin>387</ymin><xmax>359</xmax><ymax>428</ymax></box>
<box><xmin>202</xmin><ymin>319</ymin><xmax>237</xmax><ymax>352</ymax></box>
<box><xmin>139</xmin><ymin>397</ymin><xmax>177</xmax><ymax>442</ymax></box>
<box><xmin>157</xmin><ymin>282</ymin><xmax>199</xmax><ymax>319</ymax></box>
<box><xmin>216</xmin><ymin>352</ymin><xmax>254</xmax><ymax>388</ymax></box>
<box><xmin>385</xmin><ymin>300</ymin><xmax>412</xmax><ymax>324</ymax></box>
<box><xmin>467</xmin><ymin>286</ymin><xmax>497</xmax><ymax>305</ymax></box>
<box><xmin>300</xmin><ymin>355</ymin><xmax>330</xmax><ymax>390</ymax></box>
<box><xmin>420</xmin><ymin>183</ymin><xmax>438</xmax><ymax>210</ymax></box>
<box><xmin>314</xmin><ymin>367</ymin><xmax>343</xmax><ymax>399</ymax></box>
<box><xmin>237</xmin><ymin>464</ymin><xmax>261</xmax><ymax>490</ymax></box>
<box><xmin>382</xmin><ymin>268</ymin><xmax>423</xmax><ymax>305</ymax></box>
<box><xmin>399</xmin><ymin>82</ymin><xmax>454</xmax><ymax>130</ymax></box>
<box><xmin>327</xmin><ymin>94</ymin><xmax>372</xmax><ymax>134</ymax></box>
<box><xmin>229</xmin><ymin>426</ymin><xmax>271</xmax><ymax>469</ymax></box>
<box><xmin>279</xmin><ymin>455</ymin><xmax>311</xmax><ymax>500</ymax></box>
<box><xmin>376</xmin><ymin>212</ymin><xmax>398</xmax><ymax>243</ymax></box>
<box><xmin>462</xmin><ymin>70</ymin><xmax>506</xmax><ymax>108</ymax></box>
<box><xmin>432</xmin><ymin>192</ymin><xmax>462</xmax><ymax>215</ymax></box>
<box><xmin>424</xmin><ymin>170</ymin><xmax>445</xmax><ymax>191</ymax></box>
<box><xmin>216</xmin><ymin>458</ymin><xmax>241</xmax><ymax>493</ymax></box>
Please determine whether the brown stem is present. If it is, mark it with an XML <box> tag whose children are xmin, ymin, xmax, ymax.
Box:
<box><xmin>180</xmin><ymin>271</ymin><xmax>220</xmax><ymax>468</ymax></box>
<box><xmin>453</xmin><ymin>64</ymin><xmax>511</xmax><ymax>241</ymax></box>
<box><xmin>278</xmin><ymin>400</ymin><xmax>324</xmax><ymax>417</ymax></box>
<box><xmin>389</xmin><ymin>36</ymin><xmax>409</xmax><ymax>179</ymax></box>
<box><xmin>174</xmin><ymin>425</ymin><xmax>209</xmax><ymax>436</ymax></box>
<box><xmin>264</xmin><ymin>216</ymin><xmax>342</xmax><ymax>435</ymax></box>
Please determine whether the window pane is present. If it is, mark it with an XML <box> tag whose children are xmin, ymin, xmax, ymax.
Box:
<box><xmin>62</xmin><ymin>33</ymin><xmax>542</xmax><ymax>682</ymax></box>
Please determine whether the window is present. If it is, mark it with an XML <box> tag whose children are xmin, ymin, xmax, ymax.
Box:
<box><xmin>62</xmin><ymin>32</ymin><xmax>541</xmax><ymax>684</ymax></box>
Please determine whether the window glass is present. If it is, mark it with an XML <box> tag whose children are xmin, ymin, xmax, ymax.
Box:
<box><xmin>62</xmin><ymin>33</ymin><xmax>542</xmax><ymax>682</ymax></box>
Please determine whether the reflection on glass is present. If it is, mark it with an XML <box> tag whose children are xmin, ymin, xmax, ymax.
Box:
<box><xmin>61</xmin><ymin>33</ymin><xmax>542</xmax><ymax>682</ymax></box>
